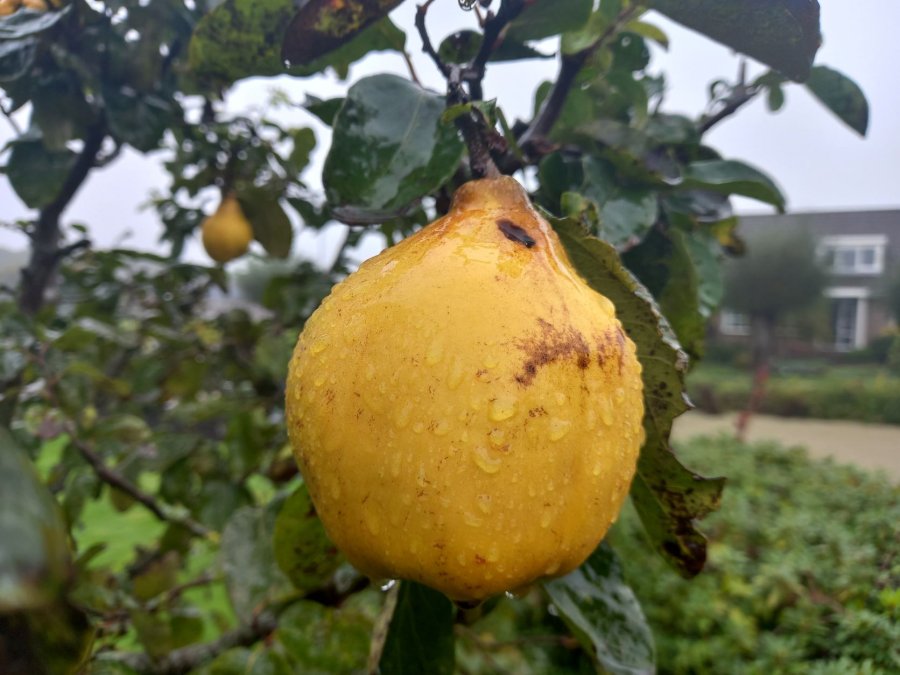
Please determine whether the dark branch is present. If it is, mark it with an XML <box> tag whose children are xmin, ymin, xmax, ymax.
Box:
<box><xmin>468</xmin><ymin>0</ymin><xmax>527</xmax><ymax>100</ymax></box>
<box><xmin>105</xmin><ymin>610</ymin><xmax>278</xmax><ymax>675</ymax></box>
<box><xmin>518</xmin><ymin>5</ymin><xmax>641</xmax><ymax>149</ymax></box>
<box><xmin>697</xmin><ymin>87</ymin><xmax>759</xmax><ymax>134</ymax></box>
<box><xmin>448</xmin><ymin>66</ymin><xmax>500</xmax><ymax>179</ymax></box>
<box><xmin>18</xmin><ymin>118</ymin><xmax>108</xmax><ymax>314</ymax></box>
<box><xmin>67</xmin><ymin>428</ymin><xmax>212</xmax><ymax>539</ymax></box>
<box><xmin>415</xmin><ymin>0</ymin><xmax>450</xmax><ymax>78</ymax></box>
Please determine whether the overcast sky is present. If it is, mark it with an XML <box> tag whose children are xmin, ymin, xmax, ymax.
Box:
<box><xmin>1</xmin><ymin>1</ymin><xmax>897</xmax><ymax>263</ymax></box>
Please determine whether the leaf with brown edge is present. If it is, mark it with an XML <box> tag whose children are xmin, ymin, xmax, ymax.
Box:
<box><xmin>550</xmin><ymin>213</ymin><xmax>724</xmax><ymax>578</ymax></box>
<box><xmin>282</xmin><ymin>0</ymin><xmax>406</xmax><ymax>66</ymax></box>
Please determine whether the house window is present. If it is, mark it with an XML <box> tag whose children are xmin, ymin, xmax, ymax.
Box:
<box><xmin>720</xmin><ymin>309</ymin><xmax>751</xmax><ymax>336</ymax></box>
<box><xmin>819</xmin><ymin>235</ymin><xmax>887</xmax><ymax>275</ymax></box>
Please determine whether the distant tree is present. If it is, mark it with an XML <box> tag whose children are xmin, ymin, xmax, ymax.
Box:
<box><xmin>723</xmin><ymin>227</ymin><xmax>827</xmax><ymax>437</ymax></box>
<box><xmin>886</xmin><ymin>264</ymin><xmax>900</xmax><ymax>326</ymax></box>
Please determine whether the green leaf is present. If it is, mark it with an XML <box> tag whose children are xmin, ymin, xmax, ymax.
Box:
<box><xmin>237</xmin><ymin>187</ymin><xmax>294</xmax><ymax>259</ymax></box>
<box><xmin>272</xmin><ymin>483</ymin><xmax>342</xmax><ymax>593</ymax></box>
<box><xmin>323</xmin><ymin>74</ymin><xmax>464</xmax><ymax>224</ymax></box>
<box><xmin>281</xmin><ymin>0</ymin><xmax>404</xmax><ymax>66</ymax></box>
<box><xmin>303</xmin><ymin>96</ymin><xmax>344</xmax><ymax>126</ymax></box>
<box><xmin>0</xmin><ymin>4</ymin><xmax>71</xmax><ymax>39</ymax></box>
<box><xmin>681</xmin><ymin>160</ymin><xmax>785</xmax><ymax>211</ymax></box>
<box><xmin>220</xmin><ymin>504</ymin><xmax>294</xmax><ymax>619</ymax></box>
<box><xmin>379</xmin><ymin>582</ymin><xmax>455</xmax><ymax>675</ymax></box>
<box><xmin>544</xmin><ymin>543</ymin><xmax>655</xmax><ymax>675</ymax></box>
<box><xmin>277</xmin><ymin>600</ymin><xmax>372</xmax><ymax>672</ymax></box>
<box><xmin>439</xmin><ymin>30</ymin><xmax>553</xmax><ymax>65</ymax></box>
<box><xmin>103</xmin><ymin>86</ymin><xmax>175</xmax><ymax>152</ymax></box>
<box><xmin>805</xmin><ymin>65</ymin><xmax>869</xmax><ymax>136</ymax></box>
<box><xmin>187</xmin><ymin>0</ymin><xmax>297</xmax><ymax>90</ymax></box>
<box><xmin>551</xmin><ymin>216</ymin><xmax>724</xmax><ymax>577</ymax></box>
<box><xmin>647</xmin><ymin>0</ymin><xmax>821</xmax><ymax>81</ymax></box>
<box><xmin>579</xmin><ymin>157</ymin><xmax>658</xmax><ymax>248</ymax></box>
<box><xmin>4</xmin><ymin>137</ymin><xmax>77</xmax><ymax>209</ymax></box>
<box><xmin>0</xmin><ymin>37</ymin><xmax>37</xmax><ymax>82</ymax></box>
<box><xmin>506</xmin><ymin>0</ymin><xmax>593</xmax><ymax>42</ymax></box>
<box><xmin>0</xmin><ymin>430</ymin><xmax>70</xmax><ymax>611</ymax></box>
<box><xmin>624</xmin><ymin>19</ymin><xmax>669</xmax><ymax>50</ymax></box>
<box><xmin>288</xmin><ymin>127</ymin><xmax>316</xmax><ymax>174</ymax></box>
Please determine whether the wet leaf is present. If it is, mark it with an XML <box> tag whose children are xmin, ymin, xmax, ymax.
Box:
<box><xmin>0</xmin><ymin>37</ymin><xmax>37</xmax><ymax>82</ymax></box>
<box><xmin>506</xmin><ymin>0</ymin><xmax>593</xmax><ymax>43</ymax></box>
<box><xmin>4</xmin><ymin>137</ymin><xmax>77</xmax><ymax>210</ymax></box>
<box><xmin>281</xmin><ymin>0</ymin><xmax>405</xmax><ymax>66</ymax></box>
<box><xmin>277</xmin><ymin>600</ymin><xmax>372</xmax><ymax>672</ymax></box>
<box><xmin>648</xmin><ymin>0</ymin><xmax>820</xmax><ymax>81</ymax></box>
<box><xmin>0</xmin><ymin>430</ymin><xmax>70</xmax><ymax>611</ymax></box>
<box><xmin>681</xmin><ymin>160</ymin><xmax>785</xmax><ymax>212</ymax></box>
<box><xmin>544</xmin><ymin>543</ymin><xmax>655</xmax><ymax>675</ymax></box>
<box><xmin>551</xmin><ymin>216</ymin><xmax>724</xmax><ymax>577</ymax></box>
<box><xmin>220</xmin><ymin>504</ymin><xmax>294</xmax><ymax>619</ymax></box>
<box><xmin>323</xmin><ymin>74</ymin><xmax>464</xmax><ymax>223</ymax></box>
<box><xmin>272</xmin><ymin>483</ymin><xmax>342</xmax><ymax>593</ymax></box>
<box><xmin>379</xmin><ymin>582</ymin><xmax>455</xmax><ymax>675</ymax></box>
<box><xmin>805</xmin><ymin>65</ymin><xmax>868</xmax><ymax>136</ymax></box>
<box><xmin>103</xmin><ymin>86</ymin><xmax>175</xmax><ymax>152</ymax></box>
<box><xmin>0</xmin><ymin>4</ymin><xmax>71</xmax><ymax>40</ymax></box>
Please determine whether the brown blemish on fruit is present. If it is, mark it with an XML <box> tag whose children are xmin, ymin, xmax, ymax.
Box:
<box><xmin>515</xmin><ymin>318</ymin><xmax>591</xmax><ymax>386</ymax></box>
<box><xmin>497</xmin><ymin>219</ymin><xmax>536</xmax><ymax>248</ymax></box>
<box><xmin>596</xmin><ymin>327</ymin><xmax>628</xmax><ymax>372</ymax></box>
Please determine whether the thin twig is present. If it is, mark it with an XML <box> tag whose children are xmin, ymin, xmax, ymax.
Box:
<box><xmin>401</xmin><ymin>48</ymin><xmax>422</xmax><ymax>85</ymax></box>
<box><xmin>103</xmin><ymin>610</ymin><xmax>278</xmax><ymax>675</ymax></box>
<box><xmin>66</xmin><ymin>427</ymin><xmax>212</xmax><ymax>539</ymax></box>
<box><xmin>518</xmin><ymin>4</ymin><xmax>642</xmax><ymax>149</ymax></box>
<box><xmin>415</xmin><ymin>0</ymin><xmax>450</xmax><ymax>78</ymax></box>
<box><xmin>697</xmin><ymin>87</ymin><xmax>758</xmax><ymax>134</ymax></box>
<box><xmin>470</xmin><ymin>0</ymin><xmax>526</xmax><ymax>80</ymax></box>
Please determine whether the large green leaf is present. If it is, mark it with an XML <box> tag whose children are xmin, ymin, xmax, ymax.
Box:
<box><xmin>506</xmin><ymin>0</ymin><xmax>593</xmax><ymax>42</ymax></box>
<box><xmin>551</xmin><ymin>216</ymin><xmax>724</xmax><ymax>577</ymax></box>
<box><xmin>281</xmin><ymin>0</ymin><xmax>404</xmax><ymax>66</ymax></box>
<box><xmin>3</xmin><ymin>136</ymin><xmax>77</xmax><ymax>209</ymax></box>
<box><xmin>187</xmin><ymin>0</ymin><xmax>295</xmax><ymax>88</ymax></box>
<box><xmin>805</xmin><ymin>65</ymin><xmax>869</xmax><ymax>136</ymax></box>
<box><xmin>544</xmin><ymin>543</ymin><xmax>654</xmax><ymax>675</ymax></box>
<box><xmin>0</xmin><ymin>37</ymin><xmax>37</xmax><ymax>82</ymax></box>
<box><xmin>0</xmin><ymin>430</ymin><xmax>69</xmax><ymax>611</ymax></box>
<box><xmin>272</xmin><ymin>483</ymin><xmax>342</xmax><ymax>593</ymax></box>
<box><xmin>220</xmin><ymin>504</ymin><xmax>294</xmax><ymax>619</ymax></box>
<box><xmin>323</xmin><ymin>74</ymin><xmax>464</xmax><ymax>223</ymax></box>
<box><xmin>277</xmin><ymin>601</ymin><xmax>372</xmax><ymax>672</ymax></box>
<box><xmin>103</xmin><ymin>86</ymin><xmax>175</xmax><ymax>152</ymax></box>
<box><xmin>379</xmin><ymin>582</ymin><xmax>455</xmax><ymax>675</ymax></box>
<box><xmin>647</xmin><ymin>0</ymin><xmax>821</xmax><ymax>82</ymax></box>
<box><xmin>0</xmin><ymin>4</ymin><xmax>71</xmax><ymax>39</ymax></box>
<box><xmin>681</xmin><ymin>160</ymin><xmax>785</xmax><ymax>211</ymax></box>
<box><xmin>237</xmin><ymin>187</ymin><xmax>294</xmax><ymax>259</ymax></box>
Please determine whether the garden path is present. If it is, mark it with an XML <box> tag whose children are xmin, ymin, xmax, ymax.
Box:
<box><xmin>673</xmin><ymin>412</ymin><xmax>900</xmax><ymax>481</ymax></box>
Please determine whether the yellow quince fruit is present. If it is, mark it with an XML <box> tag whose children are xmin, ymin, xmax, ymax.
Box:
<box><xmin>285</xmin><ymin>176</ymin><xmax>644</xmax><ymax>602</ymax></box>
<box><xmin>201</xmin><ymin>194</ymin><xmax>253</xmax><ymax>264</ymax></box>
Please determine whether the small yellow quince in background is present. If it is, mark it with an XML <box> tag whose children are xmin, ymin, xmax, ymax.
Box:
<box><xmin>201</xmin><ymin>193</ymin><xmax>254</xmax><ymax>264</ymax></box>
<box><xmin>285</xmin><ymin>176</ymin><xmax>645</xmax><ymax>603</ymax></box>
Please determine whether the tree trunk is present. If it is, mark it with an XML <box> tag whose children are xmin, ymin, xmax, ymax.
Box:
<box><xmin>17</xmin><ymin>122</ymin><xmax>107</xmax><ymax>315</ymax></box>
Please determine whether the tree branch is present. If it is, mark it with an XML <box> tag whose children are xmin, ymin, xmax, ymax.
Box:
<box><xmin>518</xmin><ymin>4</ymin><xmax>642</xmax><ymax>150</ymax></box>
<box><xmin>104</xmin><ymin>610</ymin><xmax>278</xmax><ymax>675</ymax></box>
<box><xmin>448</xmin><ymin>66</ymin><xmax>500</xmax><ymax>179</ymax></box>
<box><xmin>415</xmin><ymin>0</ymin><xmax>450</xmax><ymax>78</ymax></box>
<box><xmin>468</xmin><ymin>0</ymin><xmax>526</xmax><ymax>100</ymax></box>
<box><xmin>18</xmin><ymin>118</ymin><xmax>108</xmax><ymax>314</ymax></box>
<box><xmin>698</xmin><ymin>60</ymin><xmax>759</xmax><ymax>134</ymax></box>
<box><xmin>66</xmin><ymin>426</ymin><xmax>212</xmax><ymax>539</ymax></box>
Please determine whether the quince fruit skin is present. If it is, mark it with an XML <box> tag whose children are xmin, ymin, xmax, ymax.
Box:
<box><xmin>286</xmin><ymin>176</ymin><xmax>644</xmax><ymax>602</ymax></box>
<box><xmin>201</xmin><ymin>194</ymin><xmax>254</xmax><ymax>263</ymax></box>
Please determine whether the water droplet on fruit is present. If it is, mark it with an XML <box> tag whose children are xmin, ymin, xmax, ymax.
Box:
<box><xmin>394</xmin><ymin>402</ymin><xmax>412</xmax><ymax>429</ymax></box>
<box><xmin>433</xmin><ymin>419</ymin><xmax>450</xmax><ymax>436</ymax></box>
<box><xmin>477</xmin><ymin>494</ymin><xmax>492</xmax><ymax>514</ymax></box>
<box><xmin>482</xmin><ymin>354</ymin><xmax>499</xmax><ymax>369</ymax></box>
<box><xmin>540</xmin><ymin>511</ymin><xmax>553</xmax><ymax>528</ymax></box>
<box><xmin>364</xmin><ymin>510</ymin><xmax>382</xmax><ymax>536</ymax></box>
<box><xmin>472</xmin><ymin>446</ymin><xmax>502</xmax><ymax>474</ymax></box>
<box><xmin>488</xmin><ymin>428</ymin><xmax>506</xmax><ymax>447</ymax></box>
<box><xmin>365</xmin><ymin>363</ymin><xmax>376</xmax><ymax>381</ymax></box>
<box><xmin>464</xmin><ymin>511</ymin><xmax>483</xmax><ymax>527</ymax></box>
<box><xmin>489</xmin><ymin>397</ymin><xmax>516</xmax><ymax>421</ymax></box>
<box><xmin>447</xmin><ymin>356</ymin><xmax>465</xmax><ymax>389</ymax></box>
<box><xmin>615</xmin><ymin>386</ymin><xmax>625</xmax><ymax>403</ymax></box>
<box><xmin>310</xmin><ymin>339</ymin><xmax>328</xmax><ymax>354</ymax></box>
<box><xmin>412</xmin><ymin>421</ymin><xmax>425</xmax><ymax>434</ymax></box>
<box><xmin>426</xmin><ymin>340</ymin><xmax>444</xmax><ymax>366</ymax></box>
<box><xmin>554</xmin><ymin>391</ymin><xmax>567</xmax><ymax>406</ymax></box>
<box><xmin>548</xmin><ymin>417</ymin><xmax>572</xmax><ymax>441</ymax></box>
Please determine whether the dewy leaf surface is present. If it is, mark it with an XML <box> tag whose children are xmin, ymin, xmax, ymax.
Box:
<box><xmin>551</xmin><ymin>215</ymin><xmax>724</xmax><ymax>577</ymax></box>
<box><xmin>323</xmin><ymin>74</ymin><xmax>464</xmax><ymax>223</ymax></box>
<box><xmin>379</xmin><ymin>581</ymin><xmax>455</xmax><ymax>675</ymax></box>
<box><xmin>544</xmin><ymin>543</ymin><xmax>655</xmax><ymax>675</ymax></box>
<box><xmin>647</xmin><ymin>0</ymin><xmax>821</xmax><ymax>81</ymax></box>
<box><xmin>281</xmin><ymin>0</ymin><xmax>405</xmax><ymax>65</ymax></box>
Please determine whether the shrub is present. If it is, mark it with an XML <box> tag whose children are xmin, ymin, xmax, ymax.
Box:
<box><xmin>611</xmin><ymin>436</ymin><xmax>900</xmax><ymax>674</ymax></box>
